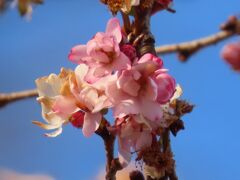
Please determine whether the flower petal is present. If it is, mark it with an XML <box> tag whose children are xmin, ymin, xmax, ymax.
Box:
<box><xmin>106</xmin><ymin>18</ymin><xmax>122</xmax><ymax>43</ymax></box>
<box><xmin>82</xmin><ymin>112</ymin><xmax>102</xmax><ymax>137</ymax></box>
<box><xmin>140</xmin><ymin>99</ymin><xmax>163</xmax><ymax>122</ymax></box>
<box><xmin>68</xmin><ymin>45</ymin><xmax>88</xmax><ymax>64</ymax></box>
<box><xmin>32</xmin><ymin>121</ymin><xmax>61</xmax><ymax>130</ymax></box>
<box><xmin>44</xmin><ymin>128</ymin><xmax>63</xmax><ymax>138</ymax></box>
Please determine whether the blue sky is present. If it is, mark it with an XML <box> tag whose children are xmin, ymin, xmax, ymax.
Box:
<box><xmin>0</xmin><ymin>1</ymin><xmax>240</xmax><ymax>180</ymax></box>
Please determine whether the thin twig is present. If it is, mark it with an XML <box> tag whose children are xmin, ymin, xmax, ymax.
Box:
<box><xmin>0</xmin><ymin>89</ymin><xmax>38</xmax><ymax>107</ymax></box>
<box><xmin>155</xmin><ymin>30</ymin><xmax>235</xmax><ymax>61</ymax></box>
<box><xmin>95</xmin><ymin>118</ymin><xmax>122</xmax><ymax>180</ymax></box>
<box><xmin>156</xmin><ymin>16</ymin><xmax>240</xmax><ymax>61</ymax></box>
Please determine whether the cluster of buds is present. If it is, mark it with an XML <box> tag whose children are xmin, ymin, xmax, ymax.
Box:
<box><xmin>100</xmin><ymin>0</ymin><xmax>174</xmax><ymax>15</ymax></box>
<box><xmin>33</xmin><ymin>17</ymin><xmax>187</xmax><ymax>168</ymax></box>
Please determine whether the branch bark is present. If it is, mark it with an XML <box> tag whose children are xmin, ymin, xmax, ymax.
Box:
<box><xmin>95</xmin><ymin>118</ymin><xmax>122</xmax><ymax>180</ymax></box>
<box><xmin>155</xmin><ymin>30</ymin><xmax>235</xmax><ymax>61</ymax></box>
<box><xmin>0</xmin><ymin>89</ymin><xmax>37</xmax><ymax>107</ymax></box>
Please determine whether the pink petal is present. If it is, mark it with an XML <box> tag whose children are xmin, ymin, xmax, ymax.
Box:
<box><xmin>82</xmin><ymin>112</ymin><xmax>102</xmax><ymax>137</ymax></box>
<box><xmin>155</xmin><ymin>73</ymin><xmax>176</xmax><ymax>104</ymax></box>
<box><xmin>113</xmin><ymin>100</ymin><xmax>139</xmax><ymax>119</ymax></box>
<box><xmin>106</xmin><ymin>18</ymin><xmax>122</xmax><ymax>43</ymax></box>
<box><xmin>112</xmin><ymin>53</ymin><xmax>131</xmax><ymax>71</ymax></box>
<box><xmin>68</xmin><ymin>45</ymin><xmax>87</xmax><ymax>64</ymax></box>
<box><xmin>140</xmin><ymin>77</ymin><xmax>158</xmax><ymax>101</ymax></box>
<box><xmin>117</xmin><ymin>70</ymin><xmax>140</xmax><ymax>97</ymax></box>
<box><xmin>106</xmin><ymin>79</ymin><xmax>130</xmax><ymax>103</ymax></box>
<box><xmin>139</xmin><ymin>99</ymin><xmax>163</xmax><ymax>122</ymax></box>
<box><xmin>52</xmin><ymin>96</ymin><xmax>77</xmax><ymax>117</ymax></box>
<box><xmin>84</xmin><ymin>67</ymin><xmax>101</xmax><ymax>84</ymax></box>
<box><xmin>106</xmin><ymin>81</ymin><xmax>140</xmax><ymax>118</ymax></box>
<box><xmin>87</xmin><ymin>39</ymin><xmax>110</xmax><ymax>64</ymax></box>
<box><xmin>138</xmin><ymin>53</ymin><xmax>163</xmax><ymax>68</ymax></box>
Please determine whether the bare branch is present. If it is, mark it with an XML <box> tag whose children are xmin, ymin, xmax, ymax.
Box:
<box><xmin>0</xmin><ymin>89</ymin><xmax>38</xmax><ymax>107</ymax></box>
<box><xmin>156</xmin><ymin>16</ymin><xmax>240</xmax><ymax>61</ymax></box>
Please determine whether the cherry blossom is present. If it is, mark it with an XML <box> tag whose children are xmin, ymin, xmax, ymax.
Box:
<box><xmin>112</xmin><ymin>115</ymin><xmax>154</xmax><ymax>167</ymax></box>
<box><xmin>33</xmin><ymin>68</ymin><xmax>79</xmax><ymax>137</ymax></box>
<box><xmin>68</xmin><ymin>18</ymin><xmax>131</xmax><ymax>79</ymax></box>
<box><xmin>35</xmin><ymin>17</ymin><xmax>181</xmax><ymax>169</ymax></box>
<box><xmin>106</xmin><ymin>53</ymin><xmax>175</xmax><ymax>124</ymax></box>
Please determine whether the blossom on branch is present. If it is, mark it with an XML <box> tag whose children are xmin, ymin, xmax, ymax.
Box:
<box><xmin>69</xmin><ymin>18</ymin><xmax>131</xmax><ymax>80</ymax></box>
<box><xmin>35</xmin><ymin>18</ymin><xmax>181</xmax><ymax>169</ymax></box>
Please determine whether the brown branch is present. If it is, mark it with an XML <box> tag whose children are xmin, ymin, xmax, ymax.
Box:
<box><xmin>95</xmin><ymin>118</ymin><xmax>122</xmax><ymax>180</ymax></box>
<box><xmin>156</xmin><ymin>16</ymin><xmax>240</xmax><ymax>61</ymax></box>
<box><xmin>0</xmin><ymin>89</ymin><xmax>38</xmax><ymax>108</ymax></box>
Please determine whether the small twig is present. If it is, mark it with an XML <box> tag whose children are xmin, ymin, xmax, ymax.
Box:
<box><xmin>155</xmin><ymin>30</ymin><xmax>235</xmax><ymax>61</ymax></box>
<box><xmin>162</xmin><ymin>130</ymin><xmax>178</xmax><ymax>180</ymax></box>
<box><xmin>0</xmin><ymin>89</ymin><xmax>38</xmax><ymax>108</ymax></box>
<box><xmin>156</xmin><ymin>16</ymin><xmax>240</xmax><ymax>61</ymax></box>
<box><xmin>95</xmin><ymin>118</ymin><xmax>122</xmax><ymax>180</ymax></box>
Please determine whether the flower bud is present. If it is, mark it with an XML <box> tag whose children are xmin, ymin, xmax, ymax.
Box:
<box><xmin>155</xmin><ymin>73</ymin><xmax>176</xmax><ymax>104</ymax></box>
<box><xmin>70</xmin><ymin>111</ymin><xmax>85</xmax><ymax>128</ymax></box>
<box><xmin>120</xmin><ymin>44</ymin><xmax>137</xmax><ymax>62</ymax></box>
<box><xmin>221</xmin><ymin>42</ymin><xmax>240</xmax><ymax>71</ymax></box>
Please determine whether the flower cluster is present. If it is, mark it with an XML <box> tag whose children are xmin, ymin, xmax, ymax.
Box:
<box><xmin>34</xmin><ymin>18</ymin><xmax>180</xmax><ymax>166</ymax></box>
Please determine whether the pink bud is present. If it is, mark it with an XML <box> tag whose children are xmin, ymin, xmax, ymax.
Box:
<box><xmin>138</xmin><ymin>53</ymin><xmax>163</xmax><ymax>69</ymax></box>
<box><xmin>221</xmin><ymin>42</ymin><xmax>240</xmax><ymax>71</ymax></box>
<box><xmin>120</xmin><ymin>44</ymin><xmax>137</xmax><ymax>62</ymax></box>
<box><xmin>155</xmin><ymin>73</ymin><xmax>176</xmax><ymax>104</ymax></box>
<box><xmin>70</xmin><ymin>111</ymin><xmax>85</xmax><ymax>128</ymax></box>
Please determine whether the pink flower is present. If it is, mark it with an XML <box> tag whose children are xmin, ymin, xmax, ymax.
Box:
<box><xmin>115</xmin><ymin>115</ymin><xmax>153</xmax><ymax>167</ymax></box>
<box><xmin>69</xmin><ymin>64</ymin><xmax>113</xmax><ymax>137</ymax></box>
<box><xmin>221</xmin><ymin>42</ymin><xmax>240</xmax><ymax>71</ymax></box>
<box><xmin>68</xmin><ymin>18</ymin><xmax>131</xmax><ymax>78</ymax></box>
<box><xmin>106</xmin><ymin>53</ymin><xmax>175</xmax><ymax>123</ymax></box>
<box><xmin>138</xmin><ymin>53</ymin><xmax>176</xmax><ymax>104</ymax></box>
<box><xmin>34</xmin><ymin>64</ymin><xmax>113</xmax><ymax>138</ymax></box>
<box><xmin>106</xmin><ymin>55</ymin><xmax>162</xmax><ymax>122</ymax></box>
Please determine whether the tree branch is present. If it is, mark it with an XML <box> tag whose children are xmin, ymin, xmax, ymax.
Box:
<box><xmin>0</xmin><ymin>89</ymin><xmax>38</xmax><ymax>107</ymax></box>
<box><xmin>156</xmin><ymin>16</ymin><xmax>240</xmax><ymax>61</ymax></box>
<box><xmin>95</xmin><ymin>118</ymin><xmax>122</xmax><ymax>180</ymax></box>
